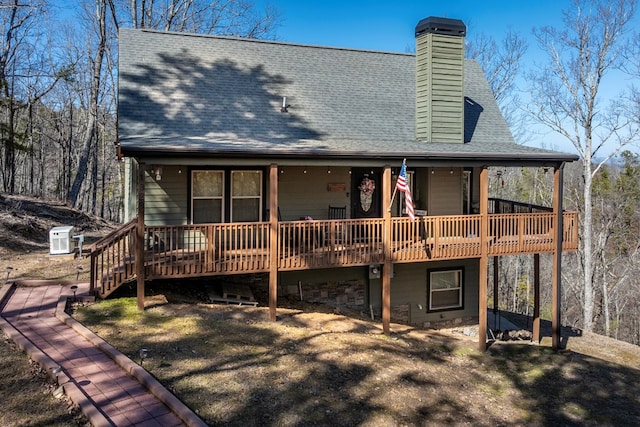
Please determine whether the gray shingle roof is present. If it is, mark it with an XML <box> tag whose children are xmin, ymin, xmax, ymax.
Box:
<box><xmin>118</xmin><ymin>28</ymin><xmax>577</xmax><ymax>164</ymax></box>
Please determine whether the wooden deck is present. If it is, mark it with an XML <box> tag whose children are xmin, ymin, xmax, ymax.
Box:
<box><xmin>89</xmin><ymin>211</ymin><xmax>578</xmax><ymax>299</ymax></box>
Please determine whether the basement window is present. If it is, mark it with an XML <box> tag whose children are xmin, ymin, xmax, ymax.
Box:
<box><xmin>427</xmin><ymin>268</ymin><xmax>464</xmax><ymax>311</ymax></box>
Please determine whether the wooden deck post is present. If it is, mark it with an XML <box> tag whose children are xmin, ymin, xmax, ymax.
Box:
<box><xmin>269</xmin><ymin>164</ymin><xmax>279</xmax><ymax>322</ymax></box>
<box><xmin>552</xmin><ymin>164</ymin><xmax>564</xmax><ymax>349</ymax></box>
<box><xmin>136</xmin><ymin>161</ymin><xmax>146</xmax><ymax>311</ymax></box>
<box><xmin>532</xmin><ymin>253</ymin><xmax>541</xmax><ymax>342</ymax></box>
<box><xmin>478</xmin><ymin>167</ymin><xmax>489</xmax><ymax>351</ymax></box>
<box><xmin>493</xmin><ymin>256</ymin><xmax>499</xmax><ymax>329</ymax></box>
<box><xmin>382</xmin><ymin>165</ymin><xmax>392</xmax><ymax>334</ymax></box>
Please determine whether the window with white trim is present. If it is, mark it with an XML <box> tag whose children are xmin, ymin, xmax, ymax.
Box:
<box><xmin>191</xmin><ymin>169</ymin><xmax>263</xmax><ymax>223</ymax></box>
<box><xmin>231</xmin><ymin>170</ymin><xmax>262</xmax><ymax>222</ymax></box>
<box><xmin>428</xmin><ymin>268</ymin><xmax>463</xmax><ymax>311</ymax></box>
<box><xmin>192</xmin><ymin>170</ymin><xmax>224</xmax><ymax>223</ymax></box>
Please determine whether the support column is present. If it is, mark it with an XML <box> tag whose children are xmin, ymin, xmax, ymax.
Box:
<box><xmin>533</xmin><ymin>253</ymin><xmax>541</xmax><ymax>342</ymax></box>
<box><xmin>478</xmin><ymin>167</ymin><xmax>489</xmax><ymax>351</ymax></box>
<box><xmin>552</xmin><ymin>164</ymin><xmax>564</xmax><ymax>349</ymax></box>
<box><xmin>269</xmin><ymin>164</ymin><xmax>279</xmax><ymax>322</ymax></box>
<box><xmin>382</xmin><ymin>165</ymin><xmax>392</xmax><ymax>334</ymax></box>
<box><xmin>136</xmin><ymin>161</ymin><xmax>146</xmax><ymax>311</ymax></box>
<box><xmin>493</xmin><ymin>256</ymin><xmax>499</xmax><ymax>331</ymax></box>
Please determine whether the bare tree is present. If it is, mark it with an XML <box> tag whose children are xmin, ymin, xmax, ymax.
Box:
<box><xmin>67</xmin><ymin>0</ymin><xmax>118</xmax><ymax>208</ymax></box>
<box><xmin>527</xmin><ymin>0</ymin><xmax>639</xmax><ymax>332</ymax></box>
<box><xmin>118</xmin><ymin>0</ymin><xmax>280</xmax><ymax>37</ymax></box>
<box><xmin>467</xmin><ymin>29</ymin><xmax>529</xmax><ymax>145</ymax></box>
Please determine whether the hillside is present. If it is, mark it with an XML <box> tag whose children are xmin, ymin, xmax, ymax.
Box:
<box><xmin>0</xmin><ymin>194</ymin><xmax>117</xmax><ymax>282</ymax></box>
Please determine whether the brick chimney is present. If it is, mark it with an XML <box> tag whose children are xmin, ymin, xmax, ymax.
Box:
<box><xmin>415</xmin><ymin>16</ymin><xmax>466</xmax><ymax>143</ymax></box>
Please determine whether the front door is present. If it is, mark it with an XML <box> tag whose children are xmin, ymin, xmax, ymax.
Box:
<box><xmin>351</xmin><ymin>168</ymin><xmax>381</xmax><ymax>218</ymax></box>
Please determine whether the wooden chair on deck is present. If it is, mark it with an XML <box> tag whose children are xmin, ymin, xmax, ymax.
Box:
<box><xmin>327</xmin><ymin>206</ymin><xmax>347</xmax><ymax>246</ymax></box>
<box><xmin>328</xmin><ymin>205</ymin><xmax>346</xmax><ymax>219</ymax></box>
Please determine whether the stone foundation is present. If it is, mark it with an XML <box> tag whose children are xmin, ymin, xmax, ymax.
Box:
<box><xmin>423</xmin><ymin>316</ymin><xmax>478</xmax><ymax>330</ymax></box>
<box><xmin>282</xmin><ymin>279</ymin><xmax>365</xmax><ymax>311</ymax></box>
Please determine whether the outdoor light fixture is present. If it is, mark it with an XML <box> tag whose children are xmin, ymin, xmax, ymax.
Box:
<box><xmin>155</xmin><ymin>166</ymin><xmax>162</xmax><ymax>181</ymax></box>
<box><xmin>327</xmin><ymin>167</ymin><xmax>331</xmax><ymax>174</ymax></box>
<box><xmin>70</xmin><ymin>285</ymin><xmax>78</xmax><ymax>301</ymax></box>
<box><xmin>76</xmin><ymin>266</ymin><xmax>83</xmax><ymax>280</ymax></box>
<box><xmin>303</xmin><ymin>168</ymin><xmax>307</xmax><ymax>174</ymax></box>
<box><xmin>51</xmin><ymin>365</ymin><xmax>62</xmax><ymax>386</ymax></box>
<box><xmin>450</xmin><ymin>168</ymin><xmax>454</xmax><ymax>174</ymax></box>
<box><xmin>5</xmin><ymin>266</ymin><xmax>13</xmax><ymax>282</ymax></box>
<box><xmin>139</xmin><ymin>348</ymin><xmax>148</xmax><ymax>365</ymax></box>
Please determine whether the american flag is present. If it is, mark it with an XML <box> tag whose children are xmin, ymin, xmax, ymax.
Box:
<box><xmin>396</xmin><ymin>160</ymin><xmax>415</xmax><ymax>221</ymax></box>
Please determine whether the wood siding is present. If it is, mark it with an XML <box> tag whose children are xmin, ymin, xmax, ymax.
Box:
<box><xmin>143</xmin><ymin>166</ymin><xmax>188</xmax><ymax>225</ymax></box>
<box><xmin>428</xmin><ymin>167</ymin><xmax>462</xmax><ymax>215</ymax></box>
<box><xmin>416</xmin><ymin>33</ymin><xmax>464</xmax><ymax>143</ymax></box>
<box><xmin>390</xmin><ymin>260</ymin><xmax>479</xmax><ymax>325</ymax></box>
<box><xmin>277</xmin><ymin>166</ymin><xmax>351</xmax><ymax>220</ymax></box>
<box><xmin>123</xmin><ymin>158</ymin><xmax>137</xmax><ymax>222</ymax></box>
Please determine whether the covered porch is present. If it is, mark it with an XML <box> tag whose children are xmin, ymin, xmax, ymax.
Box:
<box><xmin>91</xmin><ymin>164</ymin><xmax>576</xmax><ymax>351</ymax></box>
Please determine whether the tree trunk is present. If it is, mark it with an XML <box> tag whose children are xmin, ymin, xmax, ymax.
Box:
<box><xmin>603</xmin><ymin>275</ymin><xmax>610</xmax><ymax>337</ymax></box>
<box><xmin>583</xmin><ymin>156</ymin><xmax>594</xmax><ymax>332</ymax></box>
<box><xmin>67</xmin><ymin>0</ymin><xmax>107</xmax><ymax>207</ymax></box>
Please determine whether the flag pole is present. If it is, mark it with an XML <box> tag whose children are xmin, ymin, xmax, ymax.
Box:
<box><xmin>387</xmin><ymin>187</ymin><xmax>398</xmax><ymax>212</ymax></box>
<box><xmin>387</xmin><ymin>159</ymin><xmax>405</xmax><ymax>212</ymax></box>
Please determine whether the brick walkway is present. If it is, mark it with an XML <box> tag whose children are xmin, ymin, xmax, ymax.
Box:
<box><xmin>0</xmin><ymin>282</ymin><xmax>207</xmax><ymax>427</ymax></box>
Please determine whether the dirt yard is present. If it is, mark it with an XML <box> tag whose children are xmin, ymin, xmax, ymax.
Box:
<box><xmin>2</xmin><ymin>194</ymin><xmax>640</xmax><ymax>426</ymax></box>
<box><xmin>68</xmin><ymin>279</ymin><xmax>640</xmax><ymax>427</ymax></box>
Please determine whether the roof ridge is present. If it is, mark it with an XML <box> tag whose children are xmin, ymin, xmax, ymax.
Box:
<box><xmin>121</xmin><ymin>27</ymin><xmax>414</xmax><ymax>57</ymax></box>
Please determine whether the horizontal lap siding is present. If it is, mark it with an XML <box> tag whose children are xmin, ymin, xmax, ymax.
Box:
<box><xmin>390</xmin><ymin>260</ymin><xmax>479</xmax><ymax>325</ymax></box>
<box><xmin>144</xmin><ymin>166</ymin><xmax>188</xmax><ymax>225</ymax></box>
<box><xmin>428</xmin><ymin>168</ymin><xmax>462</xmax><ymax>215</ymax></box>
<box><xmin>277</xmin><ymin>167</ymin><xmax>351</xmax><ymax>220</ymax></box>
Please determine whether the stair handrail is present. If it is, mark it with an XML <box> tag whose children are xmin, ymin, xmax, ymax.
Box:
<box><xmin>89</xmin><ymin>217</ymin><xmax>139</xmax><ymax>297</ymax></box>
<box><xmin>86</xmin><ymin>217</ymin><xmax>138</xmax><ymax>253</ymax></box>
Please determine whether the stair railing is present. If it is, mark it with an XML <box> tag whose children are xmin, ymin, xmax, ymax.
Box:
<box><xmin>88</xmin><ymin>217</ymin><xmax>138</xmax><ymax>298</ymax></box>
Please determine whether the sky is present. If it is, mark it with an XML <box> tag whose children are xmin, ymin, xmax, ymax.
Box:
<box><xmin>264</xmin><ymin>0</ymin><xmax>564</xmax><ymax>53</ymax></box>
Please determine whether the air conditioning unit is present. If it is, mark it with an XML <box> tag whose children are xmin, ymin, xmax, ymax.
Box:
<box><xmin>49</xmin><ymin>226</ymin><xmax>75</xmax><ymax>255</ymax></box>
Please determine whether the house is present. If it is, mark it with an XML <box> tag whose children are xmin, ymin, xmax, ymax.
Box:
<box><xmin>96</xmin><ymin>17</ymin><xmax>578</xmax><ymax>350</ymax></box>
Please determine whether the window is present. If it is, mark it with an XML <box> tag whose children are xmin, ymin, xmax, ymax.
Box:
<box><xmin>427</xmin><ymin>268</ymin><xmax>463</xmax><ymax>311</ymax></box>
<box><xmin>192</xmin><ymin>170</ymin><xmax>224</xmax><ymax>223</ymax></box>
<box><xmin>231</xmin><ymin>170</ymin><xmax>262</xmax><ymax>222</ymax></box>
<box><xmin>191</xmin><ymin>169</ymin><xmax>262</xmax><ymax>223</ymax></box>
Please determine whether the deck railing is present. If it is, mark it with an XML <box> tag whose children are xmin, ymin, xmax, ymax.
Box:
<box><xmin>144</xmin><ymin>222</ymin><xmax>271</xmax><ymax>278</ymax></box>
<box><xmin>89</xmin><ymin>211</ymin><xmax>579</xmax><ymax>295</ymax></box>
<box><xmin>89</xmin><ymin>218</ymin><xmax>137</xmax><ymax>298</ymax></box>
<box><xmin>278</xmin><ymin>219</ymin><xmax>385</xmax><ymax>270</ymax></box>
<box><xmin>489</xmin><ymin>198</ymin><xmax>553</xmax><ymax>214</ymax></box>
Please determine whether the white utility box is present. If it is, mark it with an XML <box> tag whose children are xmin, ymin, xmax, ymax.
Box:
<box><xmin>49</xmin><ymin>226</ymin><xmax>75</xmax><ymax>255</ymax></box>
